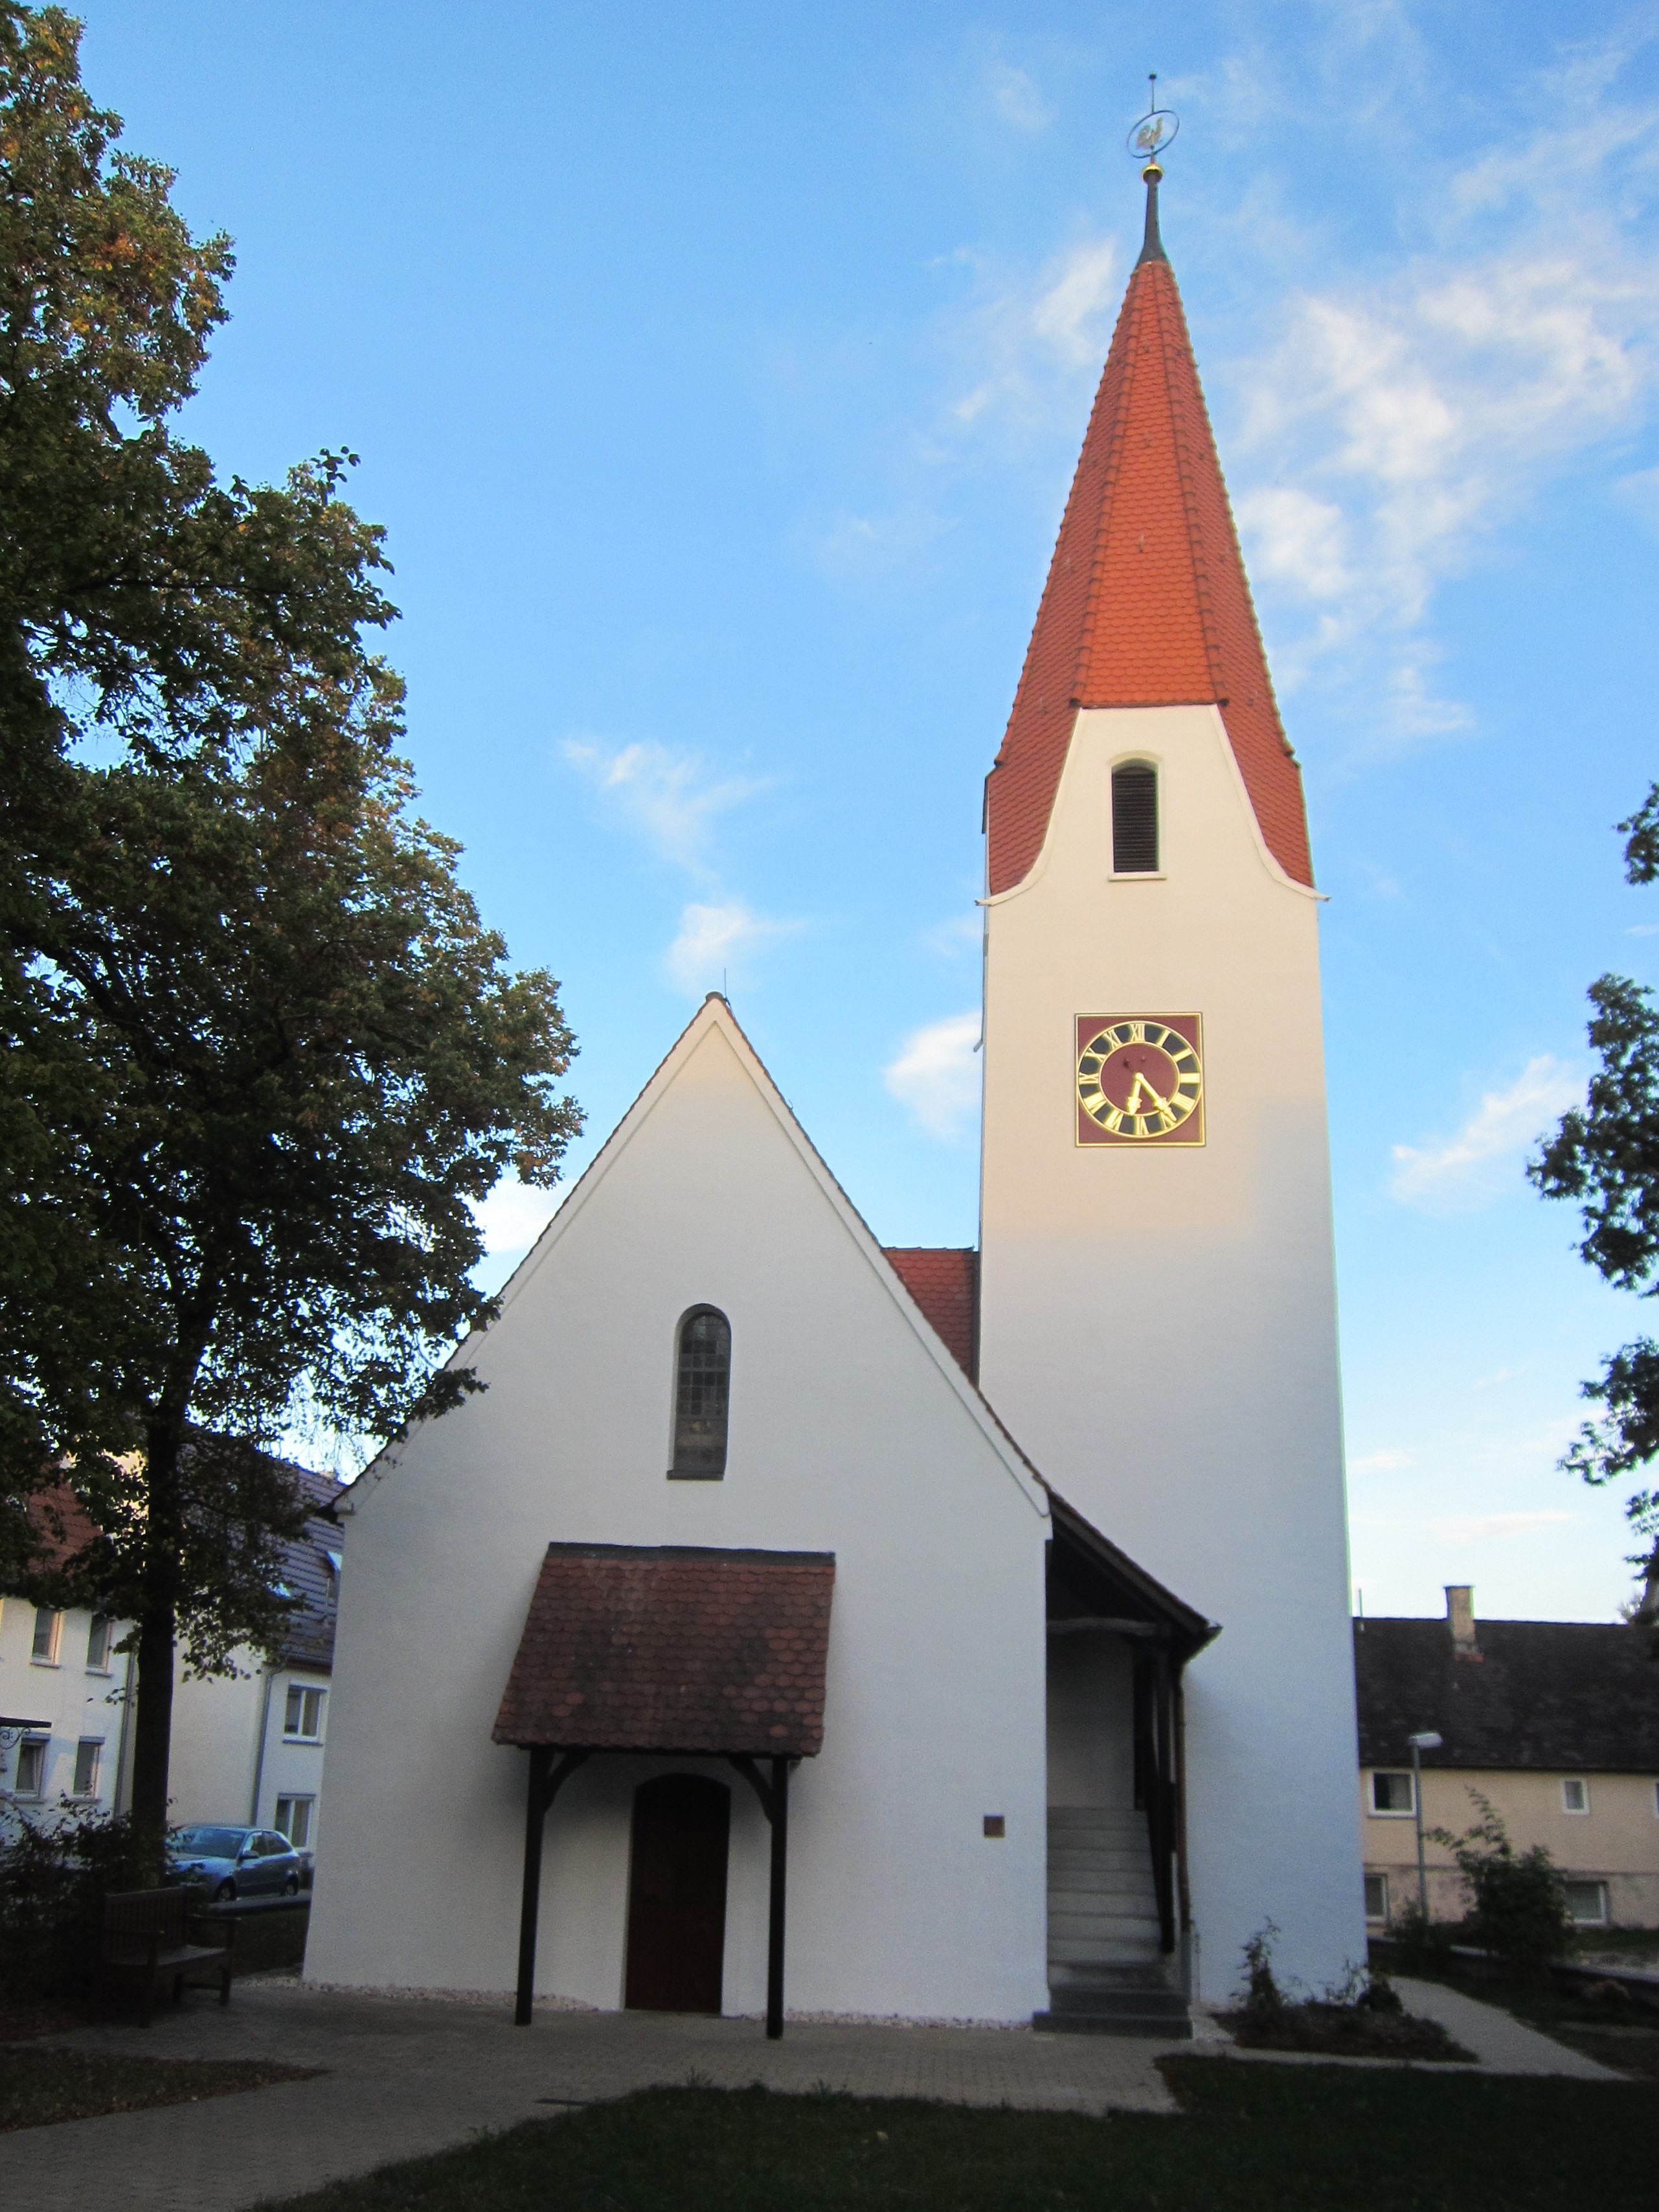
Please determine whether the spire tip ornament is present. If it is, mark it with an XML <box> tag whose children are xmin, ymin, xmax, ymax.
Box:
<box><xmin>1126</xmin><ymin>76</ymin><xmax>1177</xmax><ymax>266</ymax></box>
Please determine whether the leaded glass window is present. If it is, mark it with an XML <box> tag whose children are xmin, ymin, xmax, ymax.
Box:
<box><xmin>670</xmin><ymin>1306</ymin><xmax>731</xmax><ymax>1479</ymax></box>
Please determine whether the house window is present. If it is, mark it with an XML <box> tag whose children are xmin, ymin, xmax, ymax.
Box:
<box><xmin>1111</xmin><ymin>761</ymin><xmax>1159</xmax><ymax>873</ymax></box>
<box><xmin>283</xmin><ymin>1685</ymin><xmax>326</xmax><ymax>1741</ymax></box>
<box><xmin>1565</xmin><ymin>1880</ymin><xmax>1608</xmax><ymax>1926</ymax></box>
<box><xmin>30</xmin><ymin>1607</ymin><xmax>62</xmax><ymax>1664</ymax></box>
<box><xmin>1562</xmin><ymin>1777</ymin><xmax>1590</xmax><ymax>1814</ymax></box>
<box><xmin>85</xmin><ymin>1615</ymin><xmax>113</xmax><ymax>1672</ymax></box>
<box><xmin>15</xmin><ymin>1737</ymin><xmax>47</xmax><ymax>1797</ymax></box>
<box><xmin>1370</xmin><ymin>1770</ymin><xmax>1416</xmax><ymax>1816</ymax></box>
<box><xmin>71</xmin><ymin>1740</ymin><xmax>101</xmax><ymax>1798</ymax></box>
<box><xmin>1364</xmin><ymin>1873</ymin><xmax>1389</xmax><ymax>1924</ymax></box>
<box><xmin>669</xmin><ymin>1306</ymin><xmax>731</xmax><ymax>1479</ymax></box>
<box><xmin>274</xmin><ymin>1795</ymin><xmax>314</xmax><ymax>1849</ymax></box>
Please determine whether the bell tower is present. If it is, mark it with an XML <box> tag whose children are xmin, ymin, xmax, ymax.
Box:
<box><xmin>976</xmin><ymin>152</ymin><xmax>1363</xmax><ymax>1989</ymax></box>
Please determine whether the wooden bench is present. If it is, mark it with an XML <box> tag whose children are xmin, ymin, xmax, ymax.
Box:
<box><xmin>98</xmin><ymin>1887</ymin><xmax>236</xmax><ymax>2026</ymax></box>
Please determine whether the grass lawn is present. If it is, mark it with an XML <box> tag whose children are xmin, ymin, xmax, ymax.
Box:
<box><xmin>0</xmin><ymin>2046</ymin><xmax>317</xmax><ymax>2133</ymax></box>
<box><xmin>251</xmin><ymin>2063</ymin><xmax>1651</xmax><ymax>2212</ymax></box>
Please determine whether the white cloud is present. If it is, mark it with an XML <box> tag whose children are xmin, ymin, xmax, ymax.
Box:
<box><xmin>884</xmin><ymin>1011</ymin><xmax>982</xmax><ymax>1139</ymax></box>
<box><xmin>814</xmin><ymin>506</ymin><xmax>953</xmax><ymax>586</ymax></box>
<box><xmin>471</xmin><ymin>1175</ymin><xmax>559</xmax><ymax>1259</ymax></box>
<box><xmin>1428</xmin><ymin>1510</ymin><xmax>1573</xmax><ymax>1545</ymax></box>
<box><xmin>1389</xmin><ymin>1054</ymin><xmax>1583</xmax><ymax>1209</ymax></box>
<box><xmin>664</xmin><ymin>900</ymin><xmax>796</xmax><ymax>997</ymax></box>
<box><xmin>949</xmin><ymin>236</ymin><xmax>1120</xmax><ymax>429</ymax></box>
<box><xmin>985</xmin><ymin>60</ymin><xmax>1050</xmax><ymax>133</ymax></box>
<box><xmin>563</xmin><ymin>738</ymin><xmax>767</xmax><ymax>872</ymax></box>
<box><xmin>1473</xmin><ymin>1365</ymin><xmax>1521</xmax><ymax>1391</ymax></box>
<box><xmin>1231</xmin><ymin>86</ymin><xmax>1659</xmax><ymax>727</ymax></box>
<box><xmin>1616</xmin><ymin>464</ymin><xmax>1659</xmax><ymax>537</ymax></box>
<box><xmin>1349</xmin><ymin>1448</ymin><xmax>1416</xmax><ymax>1474</ymax></box>
<box><xmin>922</xmin><ymin>911</ymin><xmax>982</xmax><ymax>957</ymax></box>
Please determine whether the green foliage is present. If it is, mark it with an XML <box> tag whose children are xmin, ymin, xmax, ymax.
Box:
<box><xmin>1238</xmin><ymin>1919</ymin><xmax>1287</xmax><ymax>2023</ymax></box>
<box><xmin>1529</xmin><ymin>782</ymin><xmax>1659</xmax><ymax>1630</ymax></box>
<box><xmin>1428</xmin><ymin>1793</ymin><xmax>1573</xmax><ymax>1972</ymax></box>
<box><xmin>0</xmin><ymin>1802</ymin><xmax>144</xmax><ymax>1996</ymax></box>
<box><xmin>1388</xmin><ymin>1897</ymin><xmax>1452</xmax><ymax>1967</ymax></box>
<box><xmin>0</xmin><ymin>4</ymin><xmax>583</xmax><ymax>1847</ymax></box>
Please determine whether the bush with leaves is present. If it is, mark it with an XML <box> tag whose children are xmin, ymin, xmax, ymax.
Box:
<box><xmin>1238</xmin><ymin>1920</ymin><xmax>1288</xmax><ymax>2025</ymax></box>
<box><xmin>1429</xmin><ymin>1794</ymin><xmax>1573</xmax><ymax>1971</ymax></box>
<box><xmin>0</xmin><ymin>1803</ymin><xmax>144</xmax><ymax>1998</ymax></box>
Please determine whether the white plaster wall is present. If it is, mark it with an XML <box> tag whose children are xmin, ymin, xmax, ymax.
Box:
<box><xmin>1046</xmin><ymin>1634</ymin><xmax>1134</xmax><ymax>1808</ymax></box>
<box><xmin>308</xmin><ymin>1012</ymin><xmax>1051</xmax><ymax>2021</ymax></box>
<box><xmin>979</xmin><ymin>705</ymin><xmax>1366</xmax><ymax>1996</ymax></box>
<box><xmin>167</xmin><ymin>1658</ymin><xmax>264</xmax><ymax>1828</ymax></box>
<box><xmin>0</xmin><ymin>1599</ymin><xmax>129</xmax><ymax>1822</ymax></box>
<box><xmin>255</xmin><ymin>1669</ymin><xmax>331</xmax><ymax>1851</ymax></box>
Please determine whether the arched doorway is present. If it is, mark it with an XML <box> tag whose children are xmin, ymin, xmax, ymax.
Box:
<box><xmin>624</xmin><ymin>1773</ymin><xmax>731</xmax><ymax>2013</ymax></box>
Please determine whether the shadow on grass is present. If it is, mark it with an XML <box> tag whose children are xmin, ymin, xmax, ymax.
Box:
<box><xmin>251</xmin><ymin>2064</ymin><xmax>1648</xmax><ymax>2212</ymax></box>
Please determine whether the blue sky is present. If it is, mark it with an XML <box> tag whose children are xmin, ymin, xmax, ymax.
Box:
<box><xmin>78</xmin><ymin>3</ymin><xmax>1659</xmax><ymax>1621</ymax></box>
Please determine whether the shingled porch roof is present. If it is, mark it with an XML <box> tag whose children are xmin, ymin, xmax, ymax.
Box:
<box><xmin>492</xmin><ymin>1542</ymin><xmax>835</xmax><ymax>1757</ymax></box>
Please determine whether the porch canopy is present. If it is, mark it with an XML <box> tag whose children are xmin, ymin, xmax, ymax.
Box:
<box><xmin>1045</xmin><ymin>1492</ymin><xmax>1219</xmax><ymax>1956</ymax></box>
<box><xmin>493</xmin><ymin>1542</ymin><xmax>835</xmax><ymax>2035</ymax></box>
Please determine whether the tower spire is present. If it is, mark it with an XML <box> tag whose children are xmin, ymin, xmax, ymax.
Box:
<box><xmin>984</xmin><ymin>106</ymin><xmax>1313</xmax><ymax>896</ymax></box>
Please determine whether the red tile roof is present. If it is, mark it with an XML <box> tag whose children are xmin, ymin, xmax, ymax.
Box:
<box><xmin>493</xmin><ymin>1544</ymin><xmax>835</xmax><ymax>1755</ymax></box>
<box><xmin>986</xmin><ymin>203</ymin><xmax>1313</xmax><ymax>895</ymax></box>
<box><xmin>883</xmin><ymin>1248</ymin><xmax>978</xmax><ymax>1382</ymax></box>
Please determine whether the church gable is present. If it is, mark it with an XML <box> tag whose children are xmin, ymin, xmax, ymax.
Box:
<box><xmin>390</xmin><ymin>995</ymin><xmax>1043</xmax><ymax>1533</ymax></box>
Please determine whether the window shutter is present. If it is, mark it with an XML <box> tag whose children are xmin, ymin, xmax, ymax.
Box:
<box><xmin>1111</xmin><ymin>763</ymin><xmax>1158</xmax><ymax>873</ymax></box>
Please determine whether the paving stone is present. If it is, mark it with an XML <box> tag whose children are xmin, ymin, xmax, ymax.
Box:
<box><xmin>11</xmin><ymin>1979</ymin><xmax>1180</xmax><ymax>2212</ymax></box>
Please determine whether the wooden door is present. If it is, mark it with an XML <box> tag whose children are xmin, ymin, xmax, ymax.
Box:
<box><xmin>624</xmin><ymin>1773</ymin><xmax>730</xmax><ymax>2013</ymax></box>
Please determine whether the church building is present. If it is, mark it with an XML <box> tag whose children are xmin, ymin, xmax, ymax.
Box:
<box><xmin>305</xmin><ymin>163</ymin><xmax>1364</xmax><ymax>2032</ymax></box>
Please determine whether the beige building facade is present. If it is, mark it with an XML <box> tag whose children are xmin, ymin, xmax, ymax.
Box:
<box><xmin>1355</xmin><ymin>1588</ymin><xmax>1659</xmax><ymax>1932</ymax></box>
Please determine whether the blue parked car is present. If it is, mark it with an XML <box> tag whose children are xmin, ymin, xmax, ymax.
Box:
<box><xmin>167</xmin><ymin>1825</ymin><xmax>303</xmax><ymax>1902</ymax></box>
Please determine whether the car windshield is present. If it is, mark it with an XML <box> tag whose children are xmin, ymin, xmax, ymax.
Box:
<box><xmin>172</xmin><ymin>1828</ymin><xmax>245</xmax><ymax>1858</ymax></box>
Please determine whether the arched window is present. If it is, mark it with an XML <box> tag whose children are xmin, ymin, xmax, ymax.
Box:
<box><xmin>670</xmin><ymin>1306</ymin><xmax>731</xmax><ymax>1479</ymax></box>
<box><xmin>1111</xmin><ymin>761</ymin><xmax>1158</xmax><ymax>874</ymax></box>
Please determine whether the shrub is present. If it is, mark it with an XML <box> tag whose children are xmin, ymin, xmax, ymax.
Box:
<box><xmin>1239</xmin><ymin>1921</ymin><xmax>1287</xmax><ymax>2024</ymax></box>
<box><xmin>1389</xmin><ymin>1898</ymin><xmax>1452</xmax><ymax>1965</ymax></box>
<box><xmin>1429</xmin><ymin>1794</ymin><xmax>1573</xmax><ymax>1972</ymax></box>
<box><xmin>0</xmin><ymin>1803</ymin><xmax>146</xmax><ymax>1998</ymax></box>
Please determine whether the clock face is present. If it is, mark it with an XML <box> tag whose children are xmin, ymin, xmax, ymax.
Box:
<box><xmin>1076</xmin><ymin>1015</ymin><xmax>1204</xmax><ymax>1146</ymax></box>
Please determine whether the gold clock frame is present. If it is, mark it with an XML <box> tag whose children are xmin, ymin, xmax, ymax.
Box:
<box><xmin>1075</xmin><ymin>1014</ymin><xmax>1204</xmax><ymax>1146</ymax></box>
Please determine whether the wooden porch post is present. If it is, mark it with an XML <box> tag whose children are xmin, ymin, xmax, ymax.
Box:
<box><xmin>515</xmin><ymin>1744</ymin><xmax>553</xmax><ymax>2027</ymax></box>
<box><xmin>765</xmin><ymin>1755</ymin><xmax>789</xmax><ymax>2041</ymax></box>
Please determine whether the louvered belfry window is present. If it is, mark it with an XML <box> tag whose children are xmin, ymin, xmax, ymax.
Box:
<box><xmin>670</xmin><ymin>1306</ymin><xmax>731</xmax><ymax>1479</ymax></box>
<box><xmin>1111</xmin><ymin>762</ymin><xmax>1159</xmax><ymax>873</ymax></box>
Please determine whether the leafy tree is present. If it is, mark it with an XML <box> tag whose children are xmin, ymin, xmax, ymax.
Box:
<box><xmin>0</xmin><ymin>5</ymin><xmax>584</xmax><ymax>1858</ymax></box>
<box><xmin>1428</xmin><ymin>1794</ymin><xmax>1572</xmax><ymax>1970</ymax></box>
<box><xmin>1530</xmin><ymin>786</ymin><xmax>1659</xmax><ymax>1640</ymax></box>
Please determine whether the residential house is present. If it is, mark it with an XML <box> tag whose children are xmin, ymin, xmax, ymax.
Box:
<box><xmin>0</xmin><ymin>1465</ymin><xmax>341</xmax><ymax>1864</ymax></box>
<box><xmin>1355</xmin><ymin>1585</ymin><xmax>1659</xmax><ymax>1930</ymax></box>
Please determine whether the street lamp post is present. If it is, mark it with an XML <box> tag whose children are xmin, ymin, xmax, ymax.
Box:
<box><xmin>1408</xmin><ymin>1731</ymin><xmax>1442</xmax><ymax>1921</ymax></box>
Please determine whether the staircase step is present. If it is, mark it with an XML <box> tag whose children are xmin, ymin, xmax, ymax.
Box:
<box><xmin>1048</xmin><ymin>1938</ymin><xmax>1165</xmax><ymax>1965</ymax></box>
<box><xmin>1034</xmin><ymin>2008</ymin><xmax>1193</xmax><ymax>2040</ymax></box>
<box><xmin>1050</xmin><ymin>1994</ymin><xmax>1189</xmax><ymax>2023</ymax></box>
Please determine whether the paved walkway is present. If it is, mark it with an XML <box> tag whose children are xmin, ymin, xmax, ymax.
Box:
<box><xmin>1391</xmin><ymin>1975</ymin><xmax>1622</xmax><ymax>2080</ymax></box>
<box><xmin>12</xmin><ymin>1971</ymin><xmax>1626</xmax><ymax>2211</ymax></box>
<box><xmin>12</xmin><ymin>1979</ymin><xmax>1182</xmax><ymax>2212</ymax></box>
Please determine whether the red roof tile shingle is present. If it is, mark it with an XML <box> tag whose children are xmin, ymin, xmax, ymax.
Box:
<box><xmin>883</xmin><ymin>1248</ymin><xmax>978</xmax><ymax>1382</ymax></box>
<box><xmin>986</xmin><ymin>231</ymin><xmax>1313</xmax><ymax>896</ymax></box>
<box><xmin>493</xmin><ymin>1544</ymin><xmax>835</xmax><ymax>1756</ymax></box>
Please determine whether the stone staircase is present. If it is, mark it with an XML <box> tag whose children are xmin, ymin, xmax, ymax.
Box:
<box><xmin>1033</xmin><ymin>1805</ymin><xmax>1190</xmax><ymax>2037</ymax></box>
